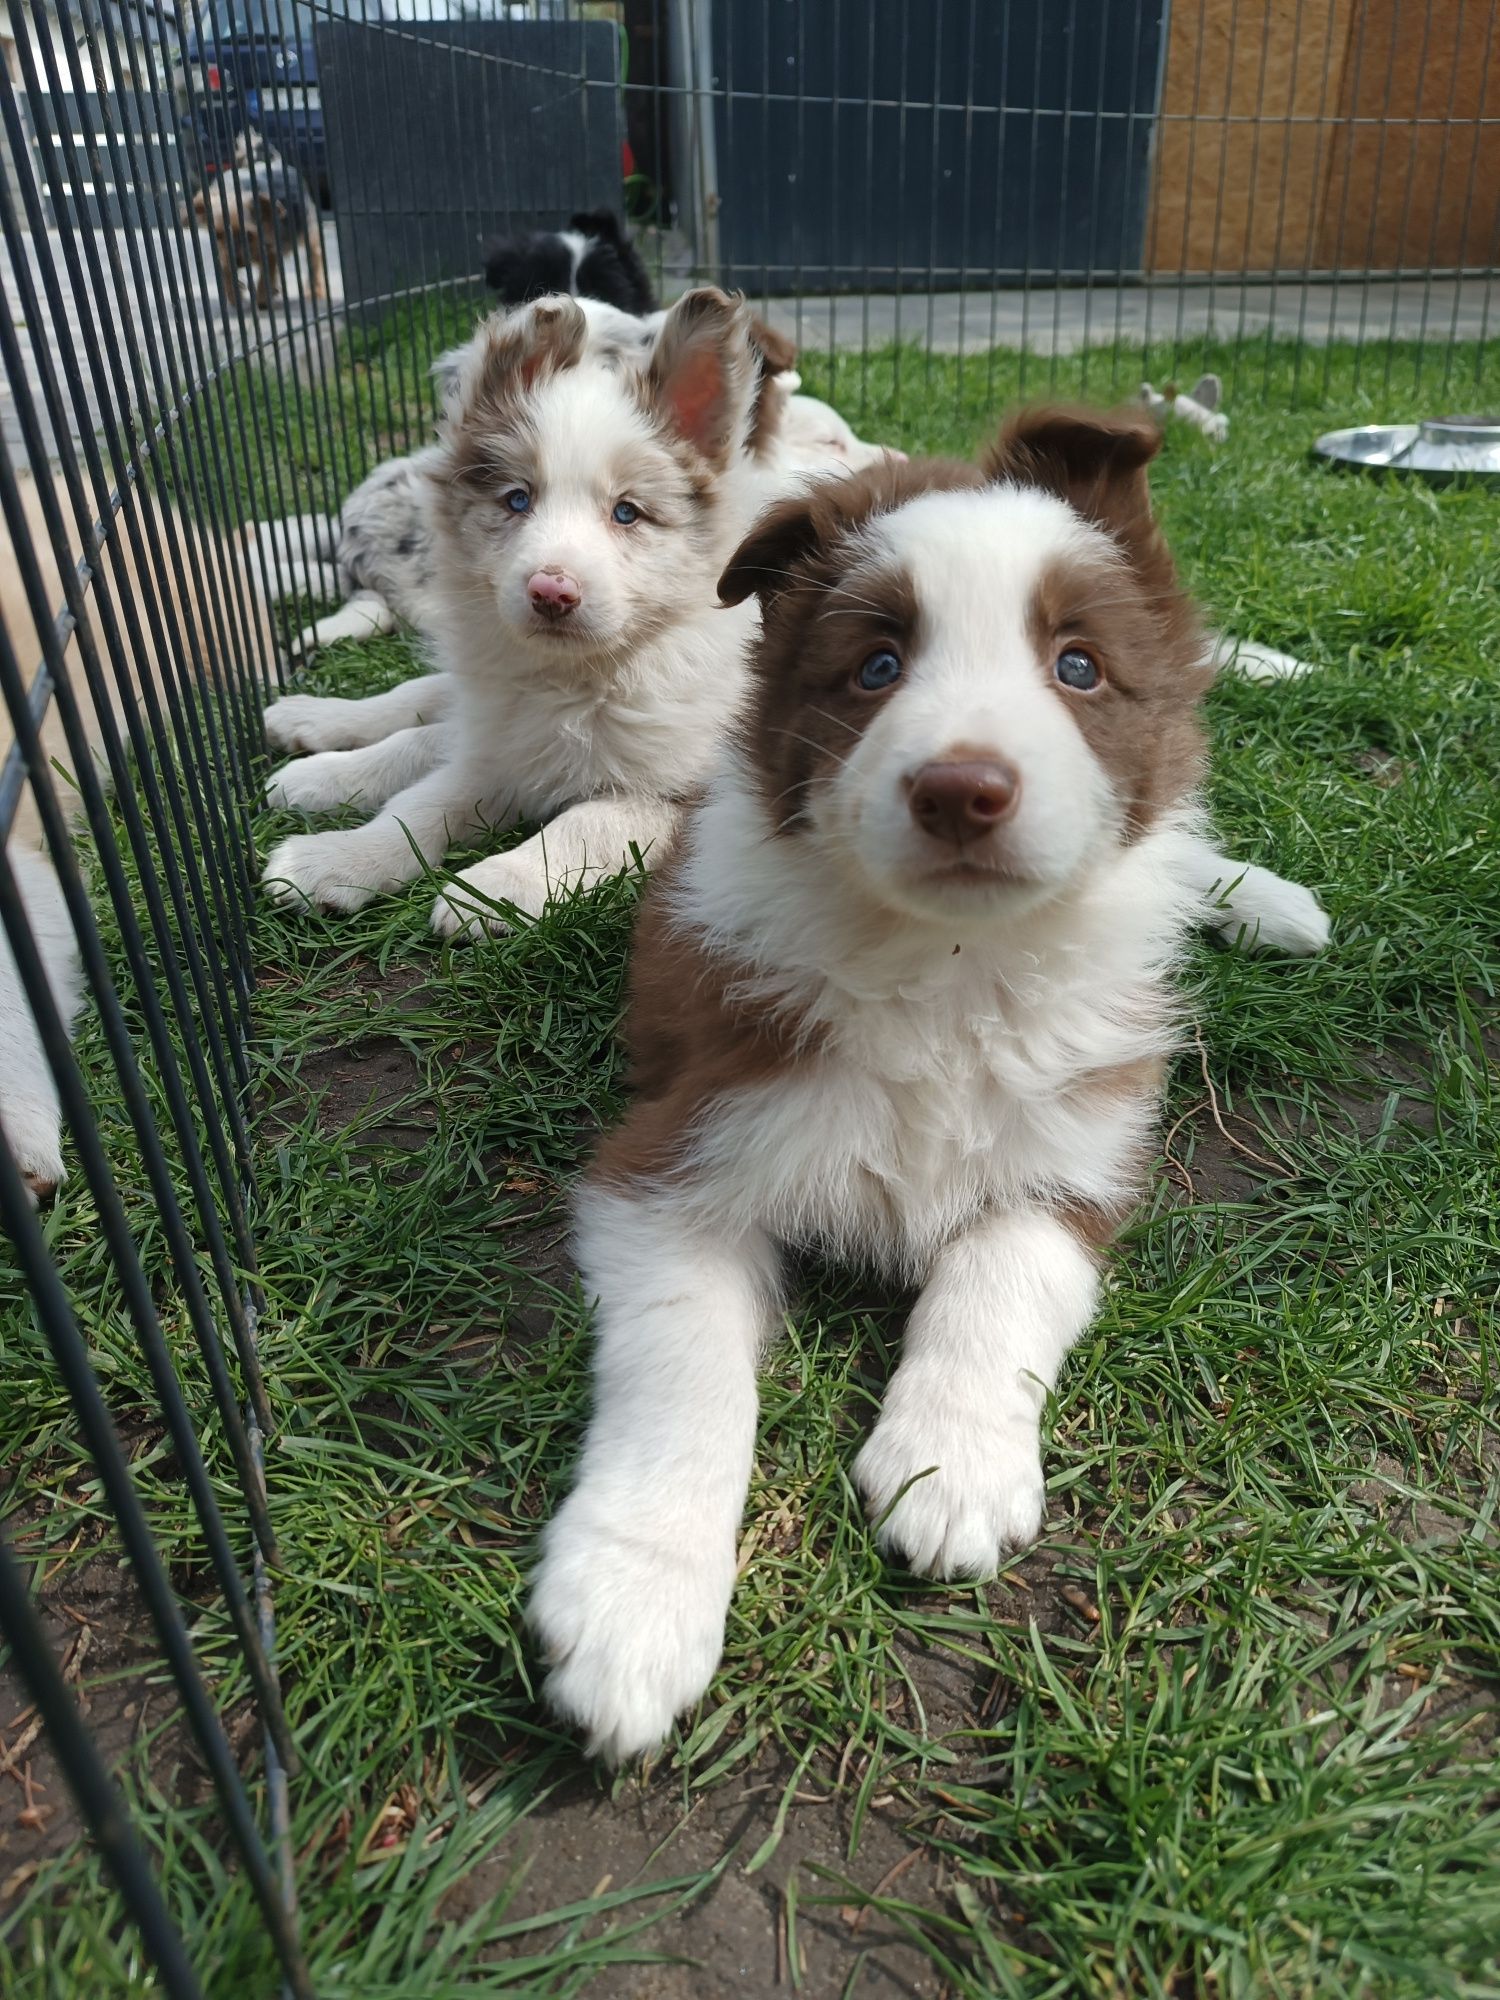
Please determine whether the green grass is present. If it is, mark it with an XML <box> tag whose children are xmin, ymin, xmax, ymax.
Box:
<box><xmin>3</xmin><ymin>330</ymin><xmax>1499</xmax><ymax>1998</ymax></box>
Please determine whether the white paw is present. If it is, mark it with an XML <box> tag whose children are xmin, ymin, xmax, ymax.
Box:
<box><xmin>854</xmin><ymin>1393</ymin><xmax>1046</xmax><ymax>1580</ymax></box>
<box><xmin>1</xmin><ymin>1101</ymin><xmax>66</xmax><ymax>1205</ymax></box>
<box><xmin>265</xmin><ymin>750</ymin><xmax>374</xmax><ymax>814</ymax></box>
<box><xmin>529</xmin><ymin>1494</ymin><xmax>733</xmax><ymax>1764</ymax></box>
<box><xmin>431</xmin><ymin>853</ymin><xmax>550</xmax><ymax>940</ymax></box>
<box><xmin>1222</xmin><ymin>639</ymin><xmax>1318</xmax><ymax>682</ymax></box>
<box><xmin>1213</xmin><ymin>866</ymin><xmax>1331</xmax><ymax>956</ymax></box>
<box><xmin>261</xmin><ymin>828</ymin><xmax>405</xmax><ymax>913</ymax></box>
<box><xmin>263</xmin><ymin>694</ymin><xmax>364</xmax><ymax>756</ymax></box>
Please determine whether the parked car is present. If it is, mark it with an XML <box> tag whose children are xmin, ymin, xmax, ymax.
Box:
<box><xmin>182</xmin><ymin>0</ymin><xmax>352</xmax><ymax>204</ymax></box>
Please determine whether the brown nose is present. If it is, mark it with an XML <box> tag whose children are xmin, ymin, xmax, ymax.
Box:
<box><xmin>527</xmin><ymin>567</ymin><xmax>581</xmax><ymax>620</ymax></box>
<box><xmin>908</xmin><ymin>759</ymin><xmax>1021</xmax><ymax>845</ymax></box>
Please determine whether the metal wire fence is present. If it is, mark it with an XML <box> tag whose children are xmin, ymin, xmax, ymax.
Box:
<box><xmin>0</xmin><ymin>0</ymin><xmax>1495</xmax><ymax>1990</ymax></box>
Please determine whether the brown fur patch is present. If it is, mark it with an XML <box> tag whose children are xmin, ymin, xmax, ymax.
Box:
<box><xmin>1027</xmin><ymin>547</ymin><xmax>1210</xmax><ymax>838</ymax></box>
<box><xmin>719</xmin><ymin>457</ymin><xmax>986</xmax><ymax>831</ymax></box>
<box><xmin>444</xmin><ymin>298</ymin><xmax>589</xmax><ymax>494</ymax></box>
<box><xmin>993</xmin><ymin>404</ymin><xmax>1210</xmax><ymax>838</ymax></box>
<box><xmin>744</xmin><ymin>316</ymin><xmax>797</xmax><ymax>460</ymax></box>
<box><xmin>591</xmin><ymin>844</ymin><xmax>822</xmax><ymax>1190</ymax></box>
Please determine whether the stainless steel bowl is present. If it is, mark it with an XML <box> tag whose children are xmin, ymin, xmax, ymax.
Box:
<box><xmin>1313</xmin><ymin>414</ymin><xmax>1500</xmax><ymax>483</ymax></box>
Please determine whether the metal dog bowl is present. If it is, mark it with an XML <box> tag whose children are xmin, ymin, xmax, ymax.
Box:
<box><xmin>1313</xmin><ymin>414</ymin><xmax>1500</xmax><ymax>483</ymax></box>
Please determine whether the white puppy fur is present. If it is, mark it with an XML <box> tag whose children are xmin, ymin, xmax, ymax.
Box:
<box><xmin>256</xmin><ymin>305</ymin><xmax>660</xmax><ymax>661</ymax></box>
<box><xmin>0</xmin><ymin>845</ymin><xmax>84</xmax><ymax>1200</ymax></box>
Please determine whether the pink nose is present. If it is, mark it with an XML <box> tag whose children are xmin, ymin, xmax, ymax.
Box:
<box><xmin>908</xmin><ymin>758</ymin><xmax>1021</xmax><ymax>845</ymax></box>
<box><xmin>527</xmin><ymin>568</ymin><xmax>581</xmax><ymax>619</ymax></box>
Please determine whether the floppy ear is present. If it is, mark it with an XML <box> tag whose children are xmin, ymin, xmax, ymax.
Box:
<box><xmin>569</xmin><ymin>207</ymin><xmax>622</xmax><ymax>244</ymax></box>
<box><xmin>646</xmin><ymin>288</ymin><xmax>757</xmax><ymax>469</ymax></box>
<box><xmin>742</xmin><ymin>317</ymin><xmax>798</xmax><ymax>457</ymax></box>
<box><xmin>747</xmin><ymin>316</ymin><xmax>798</xmax><ymax>379</ymax></box>
<box><xmin>451</xmin><ymin>295</ymin><xmax>588</xmax><ymax>426</ymax></box>
<box><xmin>982</xmin><ymin>405</ymin><xmax>1161</xmax><ymax>548</ymax></box>
<box><xmin>718</xmin><ymin>495</ymin><xmax>827</xmax><ymax>606</ymax></box>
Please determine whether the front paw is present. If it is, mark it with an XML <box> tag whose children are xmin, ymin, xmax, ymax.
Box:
<box><xmin>265</xmin><ymin>750</ymin><xmax>371</xmax><ymax>814</ymax></box>
<box><xmin>431</xmin><ymin>854</ymin><xmax>549</xmax><ymax>940</ymax></box>
<box><xmin>529</xmin><ymin>1495</ymin><xmax>733</xmax><ymax>1764</ymax></box>
<box><xmin>1214</xmin><ymin>867</ymin><xmax>1331</xmax><ymax>956</ymax></box>
<box><xmin>264</xmin><ymin>694</ymin><xmax>359</xmax><ymax>756</ymax></box>
<box><xmin>261</xmin><ymin>830</ymin><xmax>388</xmax><ymax>913</ymax></box>
<box><xmin>854</xmin><ymin>1393</ymin><xmax>1046</xmax><ymax>1580</ymax></box>
<box><xmin>1</xmin><ymin>1102</ymin><xmax>66</xmax><ymax>1206</ymax></box>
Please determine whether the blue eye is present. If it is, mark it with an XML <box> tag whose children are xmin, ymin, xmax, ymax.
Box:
<box><xmin>612</xmin><ymin>500</ymin><xmax>640</xmax><ymax>526</ymax></box>
<box><xmin>1055</xmin><ymin>648</ymin><xmax>1101</xmax><ymax>691</ymax></box>
<box><xmin>856</xmin><ymin>648</ymin><xmax>902</xmax><ymax>692</ymax></box>
<box><xmin>503</xmin><ymin>488</ymin><xmax>530</xmax><ymax>514</ymax></box>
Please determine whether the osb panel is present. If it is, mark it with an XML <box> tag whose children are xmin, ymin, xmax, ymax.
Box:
<box><xmin>1316</xmin><ymin>0</ymin><xmax>1500</xmax><ymax>270</ymax></box>
<box><xmin>1146</xmin><ymin>0</ymin><xmax>1357</xmax><ymax>273</ymax></box>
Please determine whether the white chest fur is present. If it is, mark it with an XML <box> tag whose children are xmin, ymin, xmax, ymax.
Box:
<box><xmin>442</xmin><ymin>596</ymin><xmax>759</xmax><ymax>817</ymax></box>
<box><xmin>669</xmin><ymin>768</ymin><xmax>1205</xmax><ymax>1277</ymax></box>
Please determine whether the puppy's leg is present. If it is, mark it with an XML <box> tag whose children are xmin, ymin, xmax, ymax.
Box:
<box><xmin>254</xmin><ymin>199</ymin><xmax>279</xmax><ymax>307</ymax></box>
<box><xmin>304</xmin><ymin>222</ymin><xmax>327</xmax><ymax>301</ymax></box>
<box><xmin>0</xmin><ymin>849</ymin><xmax>84</xmax><ymax>1204</ymax></box>
<box><xmin>267</xmin><ymin>555</ymin><xmax>341</xmax><ymax>607</ymax></box>
<box><xmin>264</xmin><ymin>671</ymin><xmax>454</xmax><ymax>755</ymax></box>
<box><xmin>214</xmin><ymin>231</ymin><xmax>244</xmax><ymax>311</ymax></box>
<box><xmin>253</xmin><ymin>514</ymin><xmax>338</xmax><ymax>595</ymax></box>
<box><xmin>265</xmin><ymin>722</ymin><xmax>446</xmax><ymax>813</ymax></box>
<box><xmin>530</xmin><ymin>1188</ymin><xmax>777</xmax><ymax>1763</ymax></box>
<box><xmin>261</xmin><ymin>751</ymin><xmax>505</xmax><ymax>913</ymax></box>
<box><xmin>854</xmin><ymin>1209</ymin><xmax>1097</xmax><ymax>1579</ymax></box>
<box><xmin>432</xmin><ymin>795</ymin><xmax>681</xmax><ymax>939</ymax></box>
<box><xmin>291</xmin><ymin>591</ymin><xmax>397</xmax><ymax>657</ymax></box>
<box><xmin>1183</xmin><ymin>836</ymin><xmax>1331</xmax><ymax>955</ymax></box>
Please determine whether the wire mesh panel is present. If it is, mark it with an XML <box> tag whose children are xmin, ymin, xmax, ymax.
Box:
<box><xmin>0</xmin><ymin>0</ymin><xmax>327</xmax><ymax>1983</ymax></box>
<box><xmin>0</xmin><ymin>0</ymin><xmax>1496</xmax><ymax>1990</ymax></box>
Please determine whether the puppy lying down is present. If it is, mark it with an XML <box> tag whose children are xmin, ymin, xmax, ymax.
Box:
<box><xmin>530</xmin><ymin>408</ymin><xmax>1303</xmax><ymax>1761</ymax></box>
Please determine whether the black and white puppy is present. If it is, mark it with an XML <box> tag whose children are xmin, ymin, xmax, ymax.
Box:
<box><xmin>482</xmin><ymin>208</ymin><xmax>657</xmax><ymax>316</ymax></box>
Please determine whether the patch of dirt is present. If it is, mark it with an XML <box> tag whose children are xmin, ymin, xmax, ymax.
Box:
<box><xmin>0</xmin><ymin>1548</ymin><xmax>210</xmax><ymax>1911</ymax></box>
<box><xmin>1162</xmin><ymin>1030</ymin><xmax>1442</xmax><ymax>1207</ymax></box>
<box><xmin>447</xmin><ymin>1754</ymin><xmax>951</xmax><ymax>1998</ymax></box>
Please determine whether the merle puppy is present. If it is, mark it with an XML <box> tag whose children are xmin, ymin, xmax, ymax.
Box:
<box><xmin>482</xmin><ymin>208</ymin><xmax>656</xmax><ymax>315</ymax></box>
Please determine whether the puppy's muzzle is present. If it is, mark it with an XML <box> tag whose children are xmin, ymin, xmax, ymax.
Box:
<box><xmin>907</xmin><ymin>758</ymin><xmax>1021</xmax><ymax>846</ymax></box>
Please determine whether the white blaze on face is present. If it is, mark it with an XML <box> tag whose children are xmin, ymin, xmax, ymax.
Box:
<box><xmin>470</xmin><ymin>365</ymin><xmax>709</xmax><ymax>656</ymax></box>
<box><xmin>821</xmin><ymin>487</ymin><xmax>1124</xmax><ymax>918</ymax></box>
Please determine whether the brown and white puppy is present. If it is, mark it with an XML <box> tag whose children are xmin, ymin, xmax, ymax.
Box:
<box><xmin>530</xmin><ymin>409</ymin><xmax>1232</xmax><ymax>1762</ymax></box>
<box><xmin>191</xmin><ymin>163</ymin><xmax>325</xmax><ymax>313</ymax></box>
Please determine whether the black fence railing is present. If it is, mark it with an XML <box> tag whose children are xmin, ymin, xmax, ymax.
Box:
<box><xmin>0</xmin><ymin>0</ymin><xmax>1495</xmax><ymax>1989</ymax></box>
